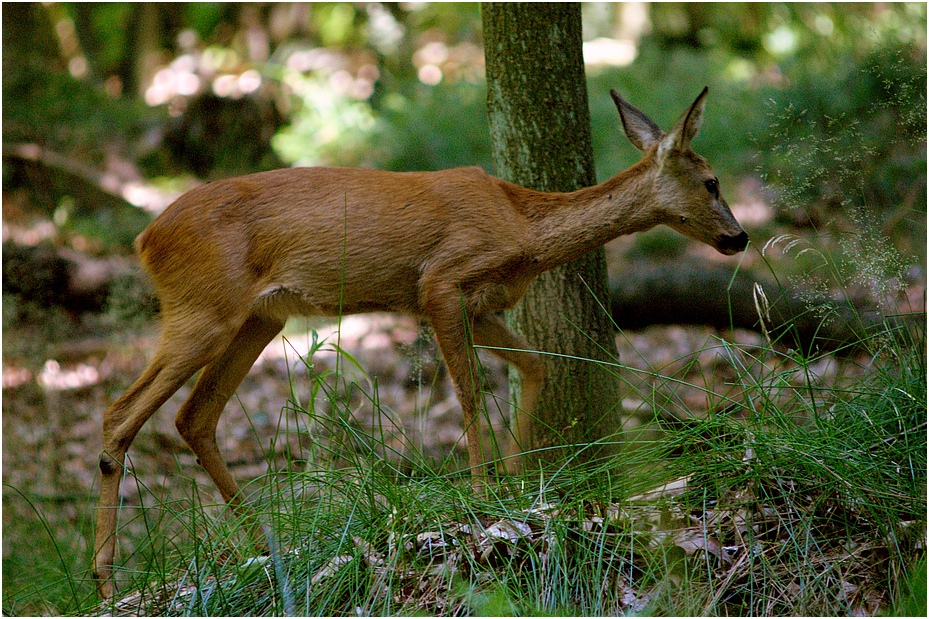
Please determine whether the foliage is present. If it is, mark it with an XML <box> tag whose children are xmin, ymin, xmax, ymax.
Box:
<box><xmin>271</xmin><ymin>70</ymin><xmax>389</xmax><ymax>169</ymax></box>
<box><xmin>2</xmin><ymin>64</ymin><xmax>139</xmax><ymax>167</ymax></box>
<box><xmin>23</xmin><ymin>306</ymin><xmax>919</xmax><ymax>616</ymax></box>
<box><xmin>754</xmin><ymin>46</ymin><xmax>926</xmax><ymax>235</ymax></box>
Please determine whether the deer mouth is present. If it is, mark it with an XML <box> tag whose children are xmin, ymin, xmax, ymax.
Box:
<box><xmin>717</xmin><ymin>231</ymin><xmax>749</xmax><ymax>255</ymax></box>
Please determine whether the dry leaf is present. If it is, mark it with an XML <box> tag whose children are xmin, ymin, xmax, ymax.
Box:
<box><xmin>484</xmin><ymin>519</ymin><xmax>532</xmax><ymax>542</ymax></box>
<box><xmin>311</xmin><ymin>555</ymin><xmax>354</xmax><ymax>585</ymax></box>
<box><xmin>352</xmin><ymin>536</ymin><xmax>384</xmax><ymax>566</ymax></box>
<box><xmin>672</xmin><ymin>527</ymin><xmax>737</xmax><ymax>565</ymax></box>
<box><xmin>629</xmin><ymin>475</ymin><xmax>691</xmax><ymax>501</ymax></box>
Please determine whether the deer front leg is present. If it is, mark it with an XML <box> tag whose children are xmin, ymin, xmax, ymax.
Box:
<box><xmin>94</xmin><ymin>364</ymin><xmax>202</xmax><ymax>599</ymax></box>
<box><xmin>425</xmin><ymin>299</ymin><xmax>487</xmax><ymax>490</ymax></box>
<box><xmin>94</xmin><ymin>361</ymin><xmax>194</xmax><ymax>600</ymax></box>
<box><xmin>471</xmin><ymin>314</ymin><xmax>544</xmax><ymax>473</ymax></box>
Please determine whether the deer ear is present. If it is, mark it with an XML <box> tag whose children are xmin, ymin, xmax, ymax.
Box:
<box><xmin>611</xmin><ymin>89</ymin><xmax>664</xmax><ymax>152</ymax></box>
<box><xmin>659</xmin><ymin>86</ymin><xmax>709</xmax><ymax>158</ymax></box>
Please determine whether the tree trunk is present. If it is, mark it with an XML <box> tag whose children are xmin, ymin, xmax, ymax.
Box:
<box><xmin>482</xmin><ymin>3</ymin><xmax>621</xmax><ymax>471</ymax></box>
<box><xmin>125</xmin><ymin>3</ymin><xmax>163</xmax><ymax>98</ymax></box>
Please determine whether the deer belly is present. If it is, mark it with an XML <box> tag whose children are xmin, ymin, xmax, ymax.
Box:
<box><xmin>255</xmin><ymin>265</ymin><xmax>422</xmax><ymax>319</ymax></box>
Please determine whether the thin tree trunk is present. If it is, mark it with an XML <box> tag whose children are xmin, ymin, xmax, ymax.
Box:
<box><xmin>482</xmin><ymin>3</ymin><xmax>621</xmax><ymax>471</ymax></box>
<box><xmin>126</xmin><ymin>3</ymin><xmax>162</xmax><ymax>98</ymax></box>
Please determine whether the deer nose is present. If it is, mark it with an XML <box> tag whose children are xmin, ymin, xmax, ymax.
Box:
<box><xmin>718</xmin><ymin>231</ymin><xmax>749</xmax><ymax>254</ymax></box>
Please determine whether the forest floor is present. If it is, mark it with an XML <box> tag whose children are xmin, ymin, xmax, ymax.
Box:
<box><xmin>2</xmin><ymin>272</ymin><xmax>912</xmax><ymax>616</ymax></box>
<box><xmin>2</xmin><ymin>303</ymin><xmax>872</xmax><ymax>531</ymax></box>
<box><xmin>3</xmin><ymin>227</ymin><xmax>901</xmax><ymax>615</ymax></box>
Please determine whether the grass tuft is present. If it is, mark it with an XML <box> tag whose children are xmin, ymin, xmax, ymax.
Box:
<box><xmin>85</xmin><ymin>305</ymin><xmax>923</xmax><ymax>616</ymax></box>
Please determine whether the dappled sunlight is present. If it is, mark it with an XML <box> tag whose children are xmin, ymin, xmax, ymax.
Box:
<box><xmin>36</xmin><ymin>359</ymin><xmax>100</xmax><ymax>391</ymax></box>
<box><xmin>583</xmin><ymin>38</ymin><xmax>638</xmax><ymax>67</ymax></box>
<box><xmin>3</xmin><ymin>3</ymin><xmax>924</xmax><ymax>614</ymax></box>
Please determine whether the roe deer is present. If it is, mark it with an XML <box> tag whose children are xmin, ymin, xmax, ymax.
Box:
<box><xmin>93</xmin><ymin>87</ymin><xmax>747</xmax><ymax>598</ymax></box>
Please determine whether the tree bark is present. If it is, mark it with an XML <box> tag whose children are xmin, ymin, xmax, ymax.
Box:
<box><xmin>482</xmin><ymin>3</ymin><xmax>621</xmax><ymax>470</ymax></box>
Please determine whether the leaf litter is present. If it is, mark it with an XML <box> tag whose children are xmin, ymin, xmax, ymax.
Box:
<box><xmin>100</xmin><ymin>430</ymin><xmax>921</xmax><ymax>616</ymax></box>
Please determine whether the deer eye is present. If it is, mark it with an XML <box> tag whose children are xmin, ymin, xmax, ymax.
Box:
<box><xmin>704</xmin><ymin>178</ymin><xmax>720</xmax><ymax>198</ymax></box>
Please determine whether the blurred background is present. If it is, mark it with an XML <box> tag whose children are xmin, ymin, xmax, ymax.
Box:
<box><xmin>3</xmin><ymin>2</ymin><xmax>925</xmax><ymax>310</ymax></box>
<box><xmin>2</xmin><ymin>3</ymin><xmax>925</xmax><ymax>613</ymax></box>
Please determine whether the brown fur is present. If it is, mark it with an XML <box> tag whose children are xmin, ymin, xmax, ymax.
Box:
<box><xmin>92</xmin><ymin>88</ymin><xmax>747</xmax><ymax>598</ymax></box>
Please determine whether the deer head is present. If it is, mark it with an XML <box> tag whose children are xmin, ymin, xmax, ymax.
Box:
<box><xmin>611</xmin><ymin>87</ymin><xmax>749</xmax><ymax>255</ymax></box>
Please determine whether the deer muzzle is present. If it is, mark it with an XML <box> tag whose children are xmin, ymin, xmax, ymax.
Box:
<box><xmin>717</xmin><ymin>230</ymin><xmax>749</xmax><ymax>255</ymax></box>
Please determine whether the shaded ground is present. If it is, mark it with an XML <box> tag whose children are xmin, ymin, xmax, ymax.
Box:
<box><xmin>2</xmin><ymin>307</ymin><xmax>870</xmax><ymax>519</ymax></box>
<box><xmin>3</xmin><ymin>224</ymin><xmax>889</xmax><ymax>612</ymax></box>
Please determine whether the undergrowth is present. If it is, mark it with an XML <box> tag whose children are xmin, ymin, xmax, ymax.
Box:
<box><xmin>71</xmin><ymin>292</ymin><xmax>924</xmax><ymax>617</ymax></box>
<box><xmin>6</xmin><ymin>237</ymin><xmax>924</xmax><ymax>616</ymax></box>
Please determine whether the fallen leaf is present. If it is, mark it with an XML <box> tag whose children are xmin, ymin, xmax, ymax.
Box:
<box><xmin>353</xmin><ymin>536</ymin><xmax>384</xmax><ymax>566</ymax></box>
<box><xmin>311</xmin><ymin>555</ymin><xmax>353</xmax><ymax>585</ymax></box>
<box><xmin>672</xmin><ymin>527</ymin><xmax>735</xmax><ymax>565</ymax></box>
<box><xmin>629</xmin><ymin>476</ymin><xmax>691</xmax><ymax>501</ymax></box>
<box><xmin>484</xmin><ymin>519</ymin><xmax>532</xmax><ymax>542</ymax></box>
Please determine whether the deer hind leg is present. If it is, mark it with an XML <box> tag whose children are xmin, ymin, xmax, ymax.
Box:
<box><xmin>93</xmin><ymin>315</ymin><xmax>244</xmax><ymax>599</ymax></box>
<box><xmin>471</xmin><ymin>313</ymin><xmax>544</xmax><ymax>473</ymax></box>
<box><xmin>173</xmin><ymin>313</ymin><xmax>284</xmax><ymax>512</ymax></box>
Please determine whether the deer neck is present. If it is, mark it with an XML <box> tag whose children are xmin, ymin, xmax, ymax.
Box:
<box><xmin>499</xmin><ymin>160</ymin><xmax>660</xmax><ymax>273</ymax></box>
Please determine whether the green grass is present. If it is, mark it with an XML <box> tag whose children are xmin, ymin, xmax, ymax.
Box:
<box><xmin>31</xmin><ymin>302</ymin><xmax>914</xmax><ymax>616</ymax></box>
<box><xmin>3</xmin><ymin>268</ymin><xmax>923</xmax><ymax>615</ymax></box>
<box><xmin>1</xmin><ymin>489</ymin><xmax>94</xmax><ymax>615</ymax></box>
